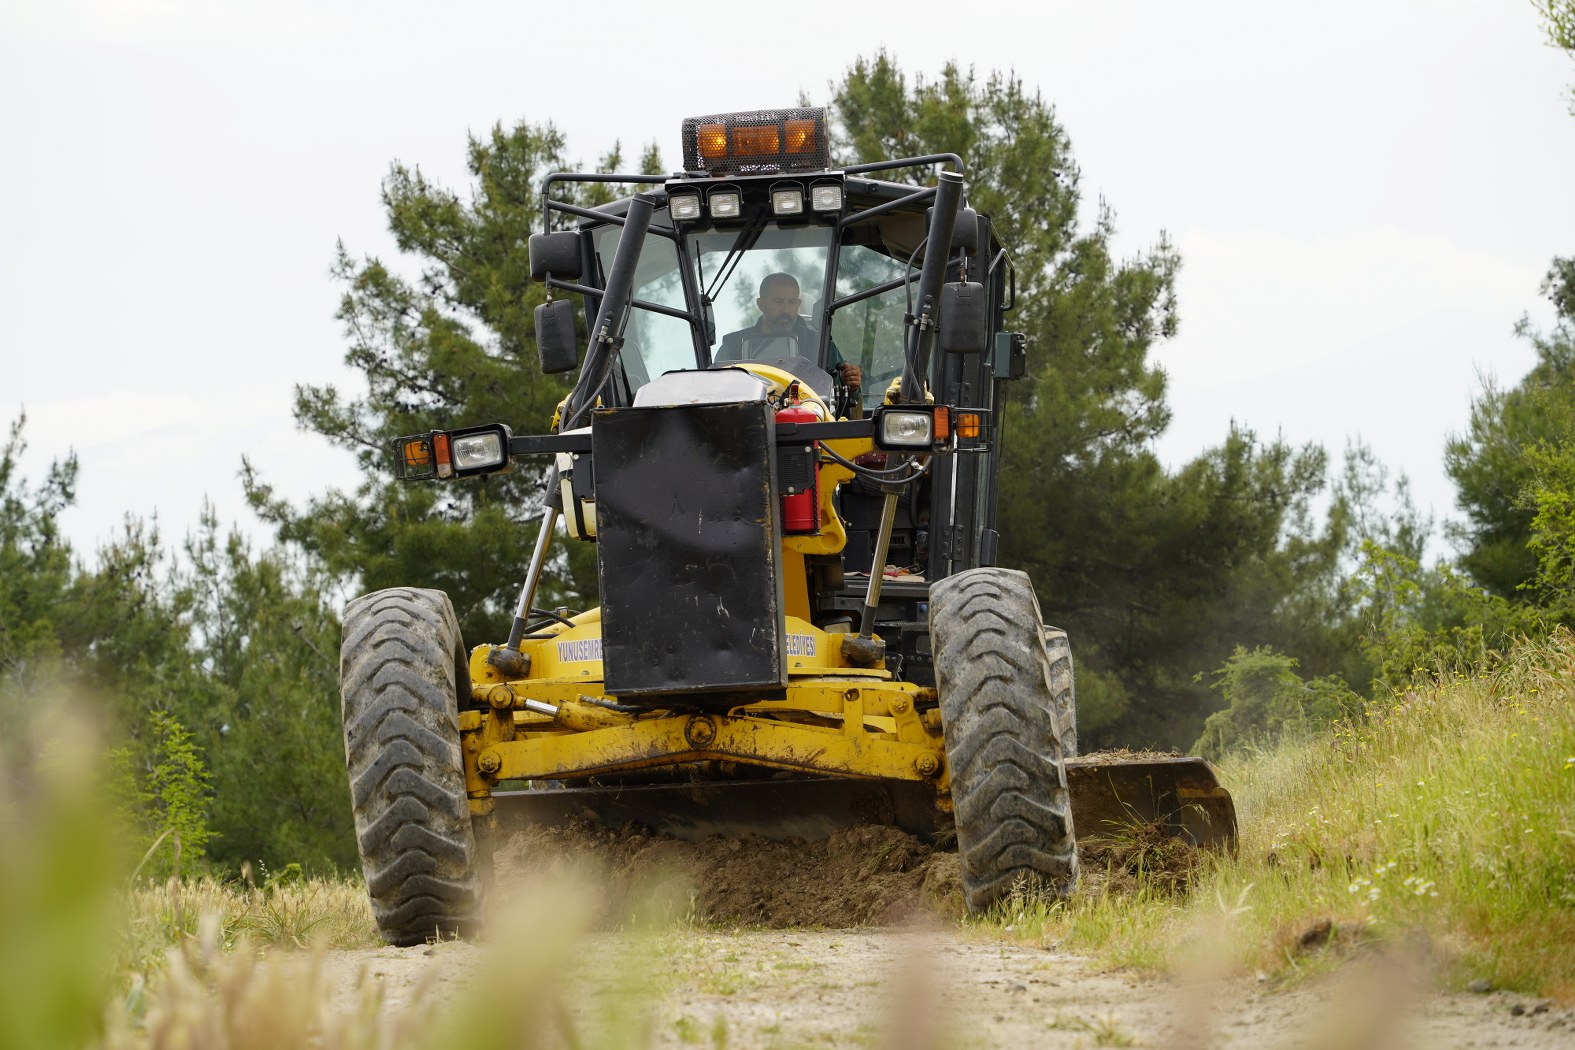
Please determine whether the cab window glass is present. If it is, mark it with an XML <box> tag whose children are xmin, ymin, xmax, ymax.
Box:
<box><xmin>831</xmin><ymin>245</ymin><xmax>909</xmax><ymax>410</ymax></box>
<box><xmin>591</xmin><ymin>217</ymin><xmax>694</xmax><ymax>393</ymax></box>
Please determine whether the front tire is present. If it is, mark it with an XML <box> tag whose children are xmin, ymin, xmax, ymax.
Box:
<box><xmin>1043</xmin><ymin>627</ymin><xmax>1078</xmax><ymax>759</ymax></box>
<box><xmin>931</xmin><ymin>568</ymin><xmax>1078</xmax><ymax>913</ymax></box>
<box><xmin>341</xmin><ymin>587</ymin><xmax>481</xmax><ymax>945</ymax></box>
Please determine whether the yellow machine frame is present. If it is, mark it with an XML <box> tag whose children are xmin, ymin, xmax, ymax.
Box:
<box><xmin>456</xmin><ymin>405</ymin><xmax>953</xmax><ymax>819</ymax></box>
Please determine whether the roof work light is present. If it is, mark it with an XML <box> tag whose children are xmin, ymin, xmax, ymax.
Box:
<box><xmin>682</xmin><ymin>108</ymin><xmax>831</xmax><ymax>175</ymax></box>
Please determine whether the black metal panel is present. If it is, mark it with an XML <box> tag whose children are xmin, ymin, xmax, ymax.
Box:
<box><xmin>593</xmin><ymin>402</ymin><xmax>785</xmax><ymax>696</ymax></box>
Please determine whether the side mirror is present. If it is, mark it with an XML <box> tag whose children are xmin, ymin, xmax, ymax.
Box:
<box><xmin>939</xmin><ymin>281</ymin><xmax>988</xmax><ymax>354</ymax></box>
<box><xmin>993</xmin><ymin>331</ymin><xmax>1027</xmax><ymax>380</ymax></box>
<box><xmin>536</xmin><ymin>300</ymin><xmax>580</xmax><ymax>374</ymax></box>
<box><xmin>529</xmin><ymin>231</ymin><xmax>583</xmax><ymax>282</ymax></box>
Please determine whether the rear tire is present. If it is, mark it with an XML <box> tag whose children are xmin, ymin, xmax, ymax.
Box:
<box><xmin>341</xmin><ymin>587</ymin><xmax>481</xmax><ymax>946</ymax></box>
<box><xmin>931</xmin><ymin>568</ymin><xmax>1078</xmax><ymax>913</ymax></box>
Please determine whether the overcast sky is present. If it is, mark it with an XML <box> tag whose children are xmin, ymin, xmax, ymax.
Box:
<box><xmin>4</xmin><ymin>0</ymin><xmax>1573</xmax><ymax>564</ymax></box>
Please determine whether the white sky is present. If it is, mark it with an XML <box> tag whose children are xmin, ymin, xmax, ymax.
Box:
<box><xmin>3</xmin><ymin>0</ymin><xmax>1573</xmax><ymax>562</ymax></box>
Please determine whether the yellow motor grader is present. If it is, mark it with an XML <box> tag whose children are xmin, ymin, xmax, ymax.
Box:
<box><xmin>339</xmin><ymin>108</ymin><xmax>1235</xmax><ymax>946</ymax></box>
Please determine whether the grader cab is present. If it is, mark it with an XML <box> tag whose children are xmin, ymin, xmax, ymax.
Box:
<box><xmin>339</xmin><ymin>108</ymin><xmax>1235</xmax><ymax>946</ymax></box>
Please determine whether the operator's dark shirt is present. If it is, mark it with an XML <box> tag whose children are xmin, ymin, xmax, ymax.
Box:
<box><xmin>715</xmin><ymin>317</ymin><xmax>848</xmax><ymax>372</ymax></box>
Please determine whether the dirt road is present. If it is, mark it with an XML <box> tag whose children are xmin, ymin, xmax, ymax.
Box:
<box><xmin>310</xmin><ymin>823</ymin><xmax>1572</xmax><ymax>1048</ymax></box>
<box><xmin>322</xmin><ymin>929</ymin><xmax>1572</xmax><ymax>1049</ymax></box>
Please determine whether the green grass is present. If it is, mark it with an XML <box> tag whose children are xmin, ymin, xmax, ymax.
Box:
<box><xmin>116</xmin><ymin>873</ymin><xmax>379</xmax><ymax>977</ymax></box>
<box><xmin>982</xmin><ymin>630</ymin><xmax>1575</xmax><ymax>999</ymax></box>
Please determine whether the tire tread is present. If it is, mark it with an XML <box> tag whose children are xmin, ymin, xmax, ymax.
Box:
<box><xmin>341</xmin><ymin>587</ymin><xmax>480</xmax><ymax>946</ymax></box>
<box><xmin>931</xmin><ymin>567</ymin><xmax>1078</xmax><ymax>913</ymax></box>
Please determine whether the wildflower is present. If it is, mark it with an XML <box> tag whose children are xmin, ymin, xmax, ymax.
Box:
<box><xmin>1401</xmin><ymin>875</ymin><xmax>1437</xmax><ymax>898</ymax></box>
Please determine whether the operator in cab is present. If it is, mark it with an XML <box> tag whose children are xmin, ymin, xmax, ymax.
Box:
<box><xmin>716</xmin><ymin>272</ymin><xmax>863</xmax><ymax>393</ymax></box>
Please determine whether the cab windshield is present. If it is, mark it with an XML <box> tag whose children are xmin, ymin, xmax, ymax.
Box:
<box><xmin>593</xmin><ymin>215</ymin><xmax>915</xmax><ymax>411</ymax></box>
<box><xmin>590</xmin><ymin>218</ymin><xmax>839</xmax><ymax>398</ymax></box>
<box><xmin>688</xmin><ymin>223</ymin><xmax>835</xmax><ymax>371</ymax></box>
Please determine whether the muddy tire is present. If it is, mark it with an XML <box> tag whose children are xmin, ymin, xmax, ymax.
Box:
<box><xmin>341</xmin><ymin>587</ymin><xmax>480</xmax><ymax>946</ymax></box>
<box><xmin>1043</xmin><ymin>627</ymin><xmax>1078</xmax><ymax>758</ymax></box>
<box><xmin>931</xmin><ymin>568</ymin><xmax>1078</xmax><ymax>913</ymax></box>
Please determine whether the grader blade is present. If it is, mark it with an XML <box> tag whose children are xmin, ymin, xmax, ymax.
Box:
<box><xmin>1065</xmin><ymin>753</ymin><xmax>1237</xmax><ymax>849</ymax></box>
<box><xmin>485</xmin><ymin>754</ymin><xmax>1235</xmax><ymax>850</ymax></box>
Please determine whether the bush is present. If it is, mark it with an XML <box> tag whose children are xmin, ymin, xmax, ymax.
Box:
<box><xmin>110</xmin><ymin>710</ymin><xmax>214</xmax><ymax>881</ymax></box>
<box><xmin>1194</xmin><ymin>646</ymin><xmax>1357</xmax><ymax>761</ymax></box>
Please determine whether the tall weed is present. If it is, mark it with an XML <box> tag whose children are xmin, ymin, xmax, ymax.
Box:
<box><xmin>0</xmin><ymin>699</ymin><xmax>120</xmax><ymax>1050</ymax></box>
<box><xmin>987</xmin><ymin>632</ymin><xmax>1575</xmax><ymax>999</ymax></box>
<box><xmin>1198</xmin><ymin>630</ymin><xmax>1575</xmax><ymax>994</ymax></box>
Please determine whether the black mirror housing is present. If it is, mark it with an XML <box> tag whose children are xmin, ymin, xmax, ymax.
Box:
<box><xmin>529</xmin><ymin>231</ymin><xmax>583</xmax><ymax>282</ymax></box>
<box><xmin>926</xmin><ymin>204</ymin><xmax>980</xmax><ymax>254</ymax></box>
<box><xmin>536</xmin><ymin>300</ymin><xmax>580</xmax><ymax>374</ymax></box>
<box><xmin>993</xmin><ymin>331</ymin><xmax>1027</xmax><ymax>379</ymax></box>
<box><xmin>939</xmin><ymin>281</ymin><xmax>988</xmax><ymax>354</ymax></box>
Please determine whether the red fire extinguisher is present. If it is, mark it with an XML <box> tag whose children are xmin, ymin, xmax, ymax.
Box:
<box><xmin>776</xmin><ymin>384</ymin><xmax>820</xmax><ymax>535</ymax></box>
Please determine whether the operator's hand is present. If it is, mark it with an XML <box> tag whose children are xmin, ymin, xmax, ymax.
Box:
<box><xmin>838</xmin><ymin>363</ymin><xmax>862</xmax><ymax>390</ymax></box>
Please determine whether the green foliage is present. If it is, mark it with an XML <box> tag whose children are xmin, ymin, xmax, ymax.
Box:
<box><xmin>1534</xmin><ymin>0</ymin><xmax>1575</xmax><ymax>111</ymax></box>
<box><xmin>138</xmin><ymin>709</ymin><xmax>214</xmax><ymax>875</ymax></box>
<box><xmin>1525</xmin><ymin>436</ymin><xmax>1575</xmax><ymax>613</ymax></box>
<box><xmin>1021</xmin><ymin>429</ymin><xmax>1343</xmax><ymax>747</ymax></box>
<box><xmin>0</xmin><ymin>413</ymin><xmax>77</xmax><ymax>710</ymax></box>
<box><xmin>1194</xmin><ymin>646</ymin><xmax>1359</xmax><ymax>761</ymax></box>
<box><xmin>1445</xmin><ymin>257</ymin><xmax>1575</xmax><ymax>598</ymax></box>
<box><xmin>1541</xmin><ymin>0</ymin><xmax>1575</xmax><ymax>48</ymax></box>
<box><xmin>88</xmin><ymin>507</ymin><xmax>357</xmax><ymax>875</ymax></box>
<box><xmin>249</xmin><ymin>129</ymin><xmax>664</xmax><ymax>643</ymax></box>
<box><xmin>171</xmin><ymin>508</ymin><xmax>356</xmax><ymax>873</ymax></box>
<box><xmin>1</xmin><ymin>415</ymin><xmax>355</xmax><ymax>876</ymax></box>
<box><xmin>1352</xmin><ymin>542</ymin><xmax>1540</xmax><ymax>694</ymax></box>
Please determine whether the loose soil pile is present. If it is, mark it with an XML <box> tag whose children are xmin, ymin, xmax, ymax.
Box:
<box><xmin>493</xmin><ymin>821</ymin><xmax>965</xmax><ymax>927</ymax></box>
<box><xmin>491</xmin><ymin>812</ymin><xmax>1205</xmax><ymax>927</ymax></box>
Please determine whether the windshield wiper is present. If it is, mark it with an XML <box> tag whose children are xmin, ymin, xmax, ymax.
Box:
<box><xmin>702</xmin><ymin>213</ymin><xmax>768</xmax><ymax>304</ymax></box>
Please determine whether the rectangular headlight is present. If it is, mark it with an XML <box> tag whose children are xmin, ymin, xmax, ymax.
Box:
<box><xmin>452</xmin><ymin>432</ymin><xmax>504</xmax><ymax>470</ymax></box>
<box><xmin>877</xmin><ymin>409</ymin><xmax>934</xmax><ymax>448</ymax></box>
<box><xmin>810</xmin><ymin>183</ymin><xmax>843</xmax><ymax>212</ymax></box>
<box><xmin>448</xmin><ymin>423</ymin><xmax>513</xmax><ymax>477</ymax></box>
<box><xmin>710</xmin><ymin>189</ymin><xmax>742</xmax><ymax>218</ymax></box>
<box><xmin>669</xmin><ymin>193</ymin><xmax>701</xmax><ymax>221</ymax></box>
<box><xmin>771</xmin><ymin>187</ymin><xmax>803</xmax><ymax>216</ymax></box>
